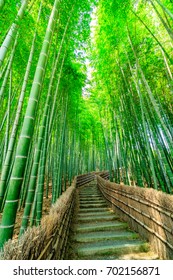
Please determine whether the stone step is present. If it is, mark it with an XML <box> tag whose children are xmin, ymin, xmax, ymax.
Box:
<box><xmin>79</xmin><ymin>207</ymin><xmax>111</xmax><ymax>213</ymax></box>
<box><xmin>79</xmin><ymin>251</ymin><xmax>158</xmax><ymax>260</ymax></box>
<box><xmin>79</xmin><ymin>200</ymin><xmax>106</xmax><ymax>205</ymax></box>
<box><xmin>80</xmin><ymin>195</ymin><xmax>100</xmax><ymax>197</ymax></box>
<box><xmin>68</xmin><ymin>182</ymin><xmax>156</xmax><ymax>261</ymax></box>
<box><xmin>81</xmin><ymin>184</ymin><xmax>96</xmax><ymax>187</ymax></box>
<box><xmin>75</xmin><ymin>239</ymin><xmax>149</xmax><ymax>257</ymax></box>
<box><xmin>79</xmin><ymin>197</ymin><xmax>103</xmax><ymax>200</ymax></box>
<box><xmin>79</xmin><ymin>196</ymin><xmax>104</xmax><ymax>200</ymax></box>
<box><xmin>80</xmin><ymin>202</ymin><xmax>107</xmax><ymax>208</ymax></box>
<box><xmin>75</xmin><ymin>221</ymin><xmax>128</xmax><ymax>233</ymax></box>
<box><xmin>79</xmin><ymin>195</ymin><xmax>102</xmax><ymax>198</ymax></box>
<box><xmin>79</xmin><ymin>192</ymin><xmax>101</xmax><ymax>196</ymax></box>
<box><xmin>118</xmin><ymin>252</ymin><xmax>159</xmax><ymax>260</ymax></box>
<box><xmin>79</xmin><ymin>200</ymin><xmax>105</xmax><ymax>204</ymax></box>
<box><xmin>73</xmin><ymin>230</ymin><xmax>139</xmax><ymax>243</ymax></box>
<box><xmin>77</xmin><ymin>214</ymin><xmax>118</xmax><ymax>223</ymax></box>
<box><xmin>80</xmin><ymin>189</ymin><xmax>99</xmax><ymax>192</ymax></box>
<box><xmin>78</xmin><ymin>207</ymin><xmax>113</xmax><ymax>217</ymax></box>
<box><xmin>79</xmin><ymin>189</ymin><xmax>100</xmax><ymax>192</ymax></box>
<box><xmin>79</xmin><ymin>188</ymin><xmax>100</xmax><ymax>193</ymax></box>
<box><xmin>78</xmin><ymin>210</ymin><xmax>113</xmax><ymax>217</ymax></box>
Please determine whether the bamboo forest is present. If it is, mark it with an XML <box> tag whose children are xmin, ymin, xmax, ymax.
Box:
<box><xmin>0</xmin><ymin>0</ymin><xmax>173</xmax><ymax>260</ymax></box>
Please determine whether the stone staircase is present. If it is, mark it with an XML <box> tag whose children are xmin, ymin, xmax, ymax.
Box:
<box><xmin>67</xmin><ymin>181</ymin><xmax>158</xmax><ymax>260</ymax></box>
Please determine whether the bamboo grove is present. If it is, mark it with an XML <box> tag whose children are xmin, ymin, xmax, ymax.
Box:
<box><xmin>89</xmin><ymin>0</ymin><xmax>173</xmax><ymax>190</ymax></box>
<box><xmin>0</xmin><ymin>0</ymin><xmax>172</xmax><ymax>249</ymax></box>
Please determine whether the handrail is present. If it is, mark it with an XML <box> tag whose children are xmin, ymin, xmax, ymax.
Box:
<box><xmin>96</xmin><ymin>175</ymin><xmax>173</xmax><ymax>260</ymax></box>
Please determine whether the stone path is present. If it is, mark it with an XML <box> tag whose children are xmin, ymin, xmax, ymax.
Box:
<box><xmin>68</xmin><ymin>182</ymin><xmax>158</xmax><ymax>260</ymax></box>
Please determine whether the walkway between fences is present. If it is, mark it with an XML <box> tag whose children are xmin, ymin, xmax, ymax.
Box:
<box><xmin>1</xmin><ymin>171</ymin><xmax>173</xmax><ymax>260</ymax></box>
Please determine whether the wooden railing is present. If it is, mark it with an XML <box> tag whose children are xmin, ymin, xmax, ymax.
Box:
<box><xmin>76</xmin><ymin>171</ymin><xmax>109</xmax><ymax>187</ymax></box>
<box><xmin>37</xmin><ymin>184</ymin><xmax>75</xmax><ymax>260</ymax></box>
<box><xmin>1</xmin><ymin>171</ymin><xmax>109</xmax><ymax>259</ymax></box>
<box><xmin>97</xmin><ymin>175</ymin><xmax>173</xmax><ymax>260</ymax></box>
<box><xmin>2</xmin><ymin>180</ymin><xmax>76</xmax><ymax>260</ymax></box>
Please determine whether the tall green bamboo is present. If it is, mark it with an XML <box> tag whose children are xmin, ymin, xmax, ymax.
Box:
<box><xmin>155</xmin><ymin>0</ymin><xmax>173</xmax><ymax>20</ymax></box>
<box><xmin>35</xmin><ymin>110</ymin><xmax>50</xmax><ymax>225</ymax></box>
<box><xmin>0</xmin><ymin>0</ymin><xmax>60</xmax><ymax>249</ymax></box>
<box><xmin>149</xmin><ymin>0</ymin><xmax>173</xmax><ymax>41</ymax></box>
<box><xmin>0</xmin><ymin>34</ymin><xmax>18</xmax><ymax>101</ymax></box>
<box><xmin>0</xmin><ymin>2</ymin><xmax>43</xmax><ymax>211</ymax></box>
<box><xmin>0</xmin><ymin>0</ymin><xmax>29</xmax><ymax>67</ymax></box>
<box><xmin>0</xmin><ymin>0</ymin><xmax>4</xmax><ymax>10</ymax></box>
<box><xmin>19</xmin><ymin>48</ymin><xmax>66</xmax><ymax>235</ymax></box>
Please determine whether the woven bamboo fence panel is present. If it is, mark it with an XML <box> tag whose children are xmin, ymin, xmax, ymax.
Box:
<box><xmin>97</xmin><ymin>175</ymin><xmax>173</xmax><ymax>259</ymax></box>
<box><xmin>1</xmin><ymin>180</ymin><xmax>76</xmax><ymax>260</ymax></box>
